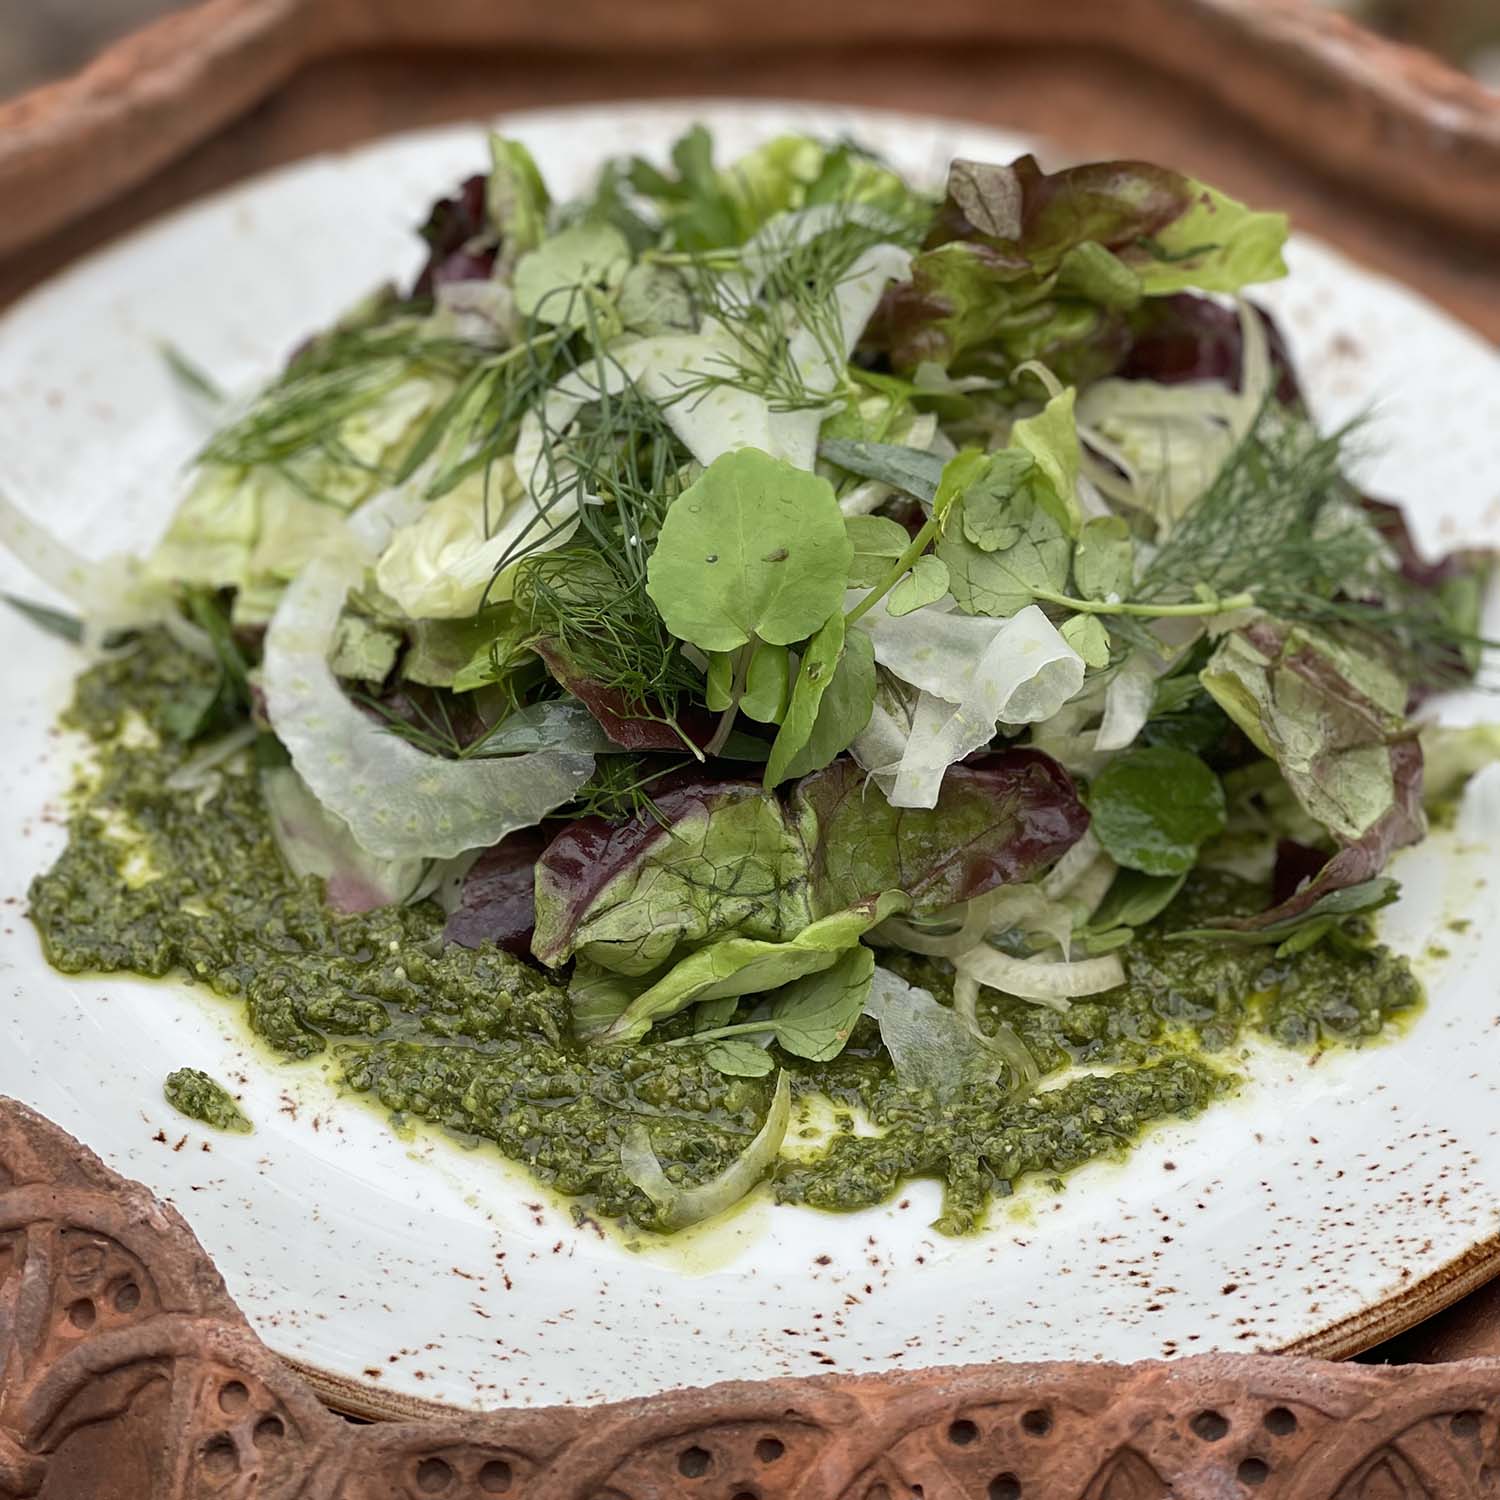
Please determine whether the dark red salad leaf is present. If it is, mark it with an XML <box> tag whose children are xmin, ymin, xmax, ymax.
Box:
<box><xmin>444</xmin><ymin>828</ymin><xmax>550</xmax><ymax>955</ymax></box>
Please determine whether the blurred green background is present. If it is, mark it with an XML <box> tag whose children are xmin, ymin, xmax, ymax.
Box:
<box><xmin>2</xmin><ymin>0</ymin><xmax>1497</xmax><ymax>98</ymax></box>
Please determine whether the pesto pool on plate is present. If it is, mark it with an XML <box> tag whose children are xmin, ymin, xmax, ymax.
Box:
<box><xmin>8</xmin><ymin>126</ymin><xmax>1496</xmax><ymax>1241</ymax></box>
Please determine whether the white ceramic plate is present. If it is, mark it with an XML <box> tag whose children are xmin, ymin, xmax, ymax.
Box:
<box><xmin>4</xmin><ymin>101</ymin><xmax>1500</xmax><ymax>1418</ymax></box>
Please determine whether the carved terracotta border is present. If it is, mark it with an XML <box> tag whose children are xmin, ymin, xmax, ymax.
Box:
<box><xmin>3</xmin><ymin>1092</ymin><xmax>1500</xmax><ymax>1498</ymax></box>
<box><xmin>2</xmin><ymin>0</ymin><xmax>1500</xmax><ymax>262</ymax></box>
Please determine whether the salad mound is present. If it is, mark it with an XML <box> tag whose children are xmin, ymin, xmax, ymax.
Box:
<box><xmin>11</xmin><ymin>127</ymin><xmax>1496</xmax><ymax>1236</ymax></box>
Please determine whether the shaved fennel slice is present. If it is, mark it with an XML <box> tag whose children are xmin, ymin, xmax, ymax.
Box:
<box><xmin>622</xmin><ymin>1071</ymin><xmax>790</xmax><ymax>1230</ymax></box>
<box><xmin>261</xmin><ymin>764</ymin><xmax>428</xmax><ymax>914</ymax></box>
<box><xmin>1042</xmin><ymin>830</ymin><xmax>1103</xmax><ymax>900</ymax></box>
<box><xmin>955</xmin><ymin>945</ymin><xmax>1125</xmax><ymax>1013</ymax></box>
<box><xmin>858</xmin><ymin>605</ymin><xmax>1084</xmax><ymax>808</ymax></box>
<box><xmin>263</xmin><ymin>557</ymin><xmax>594</xmax><ymax>859</ymax></box>
<box><xmin>865</xmin><ymin>966</ymin><xmax>1032</xmax><ymax>1101</ymax></box>
<box><xmin>877</xmin><ymin>882</ymin><xmax>1077</xmax><ymax>962</ymax></box>
<box><xmin>1077</xmin><ymin>298</ymin><xmax>1271</xmax><ymax>525</ymax></box>
<box><xmin>0</xmin><ymin>487</ymin><xmax>172</xmax><ymax>642</ymax></box>
<box><xmin>1095</xmin><ymin>651</ymin><xmax>1161</xmax><ymax>752</ymax></box>
<box><xmin>953</xmin><ymin>972</ymin><xmax>1040</xmax><ymax>1095</ymax></box>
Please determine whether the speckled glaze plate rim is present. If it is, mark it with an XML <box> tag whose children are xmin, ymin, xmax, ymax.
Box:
<box><xmin>3</xmin><ymin>99</ymin><xmax>1500</xmax><ymax>1420</ymax></box>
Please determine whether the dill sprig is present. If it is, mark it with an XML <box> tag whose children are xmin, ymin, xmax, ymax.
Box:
<box><xmin>654</xmin><ymin>204</ymin><xmax>927</xmax><ymax>414</ymax></box>
<box><xmin>1133</xmin><ymin>409</ymin><xmax>1375</xmax><ymax>612</ymax></box>
<box><xmin>199</xmin><ymin>318</ymin><xmax>479</xmax><ymax>472</ymax></box>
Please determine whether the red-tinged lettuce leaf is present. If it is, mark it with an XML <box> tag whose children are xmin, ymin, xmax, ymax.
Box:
<box><xmin>413</xmin><ymin>174</ymin><xmax>497</xmax><ymax>297</ymax></box>
<box><xmin>1120</xmin><ymin>293</ymin><xmax>1301</xmax><ymax>406</ymax></box>
<box><xmin>1201</xmin><ymin>620</ymin><xmax>1426</xmax><ymax>930</ymax></box>
<box><xmin>533</xmin><ymin>779</ymin><xmax>813</xmax><ymax>975</ymax></box>
<box><xmin>866</xmin><ymin>156</ymin><xmax>1285</xmax><ymax>377</ymax></box>
<box><xmin>532</xmin><ymin>638</ymin><xmax>716</xmax><ymax>753</ymax></box>
<box><xmin>534</xmin><ymin>749</ymin><xmax>1087</xmax><ymax>980</ymax></box>
<box><xmin>444</xmin><ymin>828</ymin><xmax>550</xmax><ymax>954</ymax></box>
<box><xmin>792</xmin><ymin>749</ymin><xmax>1088</xmax><ymax>913</ymax></box>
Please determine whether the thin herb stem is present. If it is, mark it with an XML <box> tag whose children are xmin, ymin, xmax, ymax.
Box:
<box><xmin>1030</xmin><ymin>588</ymin><xmax>1257</xmax><ymax>619</ymax></box>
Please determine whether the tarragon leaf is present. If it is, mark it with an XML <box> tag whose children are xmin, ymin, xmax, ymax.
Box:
<box><xmin>647</xmin><ymin>449</ymin><xmax>853</xmax><ymax>651</ymax></box>
<box><xmin>818</xmin><ymin>438</ymin><xmax>944</xmax><ymax>504</ymax></box>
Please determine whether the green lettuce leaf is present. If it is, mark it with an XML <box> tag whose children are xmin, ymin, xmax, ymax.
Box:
<box><xmin>602</xmin><ymin>894</ymin><xmax>904</xmax><ymax>1043</ymax></box>
<box><xmin>532</xmin><ymin>780</ymin><xmax>813</xmax><ymax>975</ymax></box>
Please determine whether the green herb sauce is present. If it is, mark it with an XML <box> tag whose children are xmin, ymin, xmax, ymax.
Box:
<box><xmin>163</xmin><ymin>1067</ymin><xmax>253</xmax><ymax>1133</ymax></box>
<box><xmin>31</xmin><ymin>635</ymin><xmax>1422</xmax><ymax>1235</ymax></box>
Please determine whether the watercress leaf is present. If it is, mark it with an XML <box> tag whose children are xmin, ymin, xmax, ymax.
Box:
<box><xmin>703</xmin><ymin>1039</ymin><xmax>776</xmax><ymax>1078</ymax></box>
<box><xmin>1088</xmin><ymin>868</ymin><xmax>1186</xmax><ymax>931</ymax></box>
<box><xmin>616</xmin><ymin>262</ymin><xmax>696</xmax><ymax>336</ymax></box>
<box><xmin>792</xmin><ymin>750</ymin><xmax>1088</xmax><ymax>914</ymax></box>
<box><xmin>766</xmin><ymin>619</ymin><xmax>877</xmax><ymax>787</ymax></box>
<box><xmin>886</xmin><ymin>555</ymin><xmax>949</xmax><ymax>617</ymax></box>
<box><xmin>939</xmin><ymin>492</ymin><xmax>1070</xmax><ymax>618</ymax></box>
<box><xmin>512</xmin><ymin>222</ymin><xmax>630</xmax><ymax>327</ymax></box>
<box><xmin>845</xmin><ymin>514</ymin><xmax>911</xmax><ymax>588</ymax></box>
<box><xmin>768</xmin><ymin>944</ymin><xmax>874</xmax><ymax>1061</ymax></box>
<box><xmin>1072</xmin><ymin>515</ymin><xmax>1134</xmax><ymax>601</ymax></box>
<box><xmin>1010</xmin><ymin>387</ymin><xmax>1082</xmax><ymax>535</ymax></box>
<box><xmin>741</xmin><ymin>642</ymin><xmax>792</xmax><ymax>724</ymax></box>
<box><xmin>534</xmin><ymin>779</ymin><xmax>813</xmax><ymax>975</ymax></box>
<box><xmin>818</xmin><ymin>438</ymin><xmax>944</xmax><ymax>504</ymax></box>
<box><xmin>647</xmin><ymin>449</ymin><xmax>853</xmax><ymax>651</ymax></box>
<box><xmin>603</xmin><ymin>893</ymin><xmax>906</xmax><ymax>1043</ymax></box>
<box><xmin>959</xmin><ymin>452</ymin><xmax>1035</xmax><ymax>551</ymax></box>
<box><xmin>1060</xmin><ymin>613</ymin><xmax>1111</xmax><ymax>669</ymax></box>
<box><xmin>1088</xmin><ymin>746</ymin><xmax>1227</xmax><ymax>875</ymax></box>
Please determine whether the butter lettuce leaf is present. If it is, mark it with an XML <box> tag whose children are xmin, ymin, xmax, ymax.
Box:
<box><xmin>602</xmin><ymin>894</ymin><xmax>905</xmax><ymax>1043</ymax></box>
<box><xmin>533</xmin><ymin>779</ymin><xmax>814</xmax><ymax>975</ymax></box>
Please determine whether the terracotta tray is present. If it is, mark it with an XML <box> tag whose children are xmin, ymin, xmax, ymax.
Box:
<box><xmin>2</xmin><ymin>0</ymin><xmax>1500</xmax><ymax>1490</ymax></box>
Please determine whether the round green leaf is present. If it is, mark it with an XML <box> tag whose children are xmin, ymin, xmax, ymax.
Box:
<box><xmin>1088</xmin><ymin>747</ymin><xmax>1227</xmax><ymax>876</ymax></box>
<box><xmin>646</xmin><ymin>448</ymin><xmax>853</xmax><ymax>651</ymax></box>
